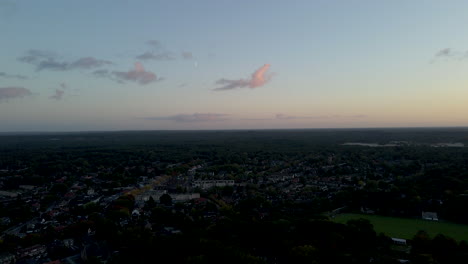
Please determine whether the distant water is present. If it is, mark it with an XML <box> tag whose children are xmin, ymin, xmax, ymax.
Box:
<box><xmin>343</xmin><ymin>142</ymin><xmax>464</xmax><ymax>147</ymax></box>
<box><xmin>430</xmin><ymin>143</ymin><xmax>464</xmax><ymax>147</ymax></box>
<box><xmin>342</xmin><ymin>143</ymin><xmax>398</xmax><ymax>147</ymax></box>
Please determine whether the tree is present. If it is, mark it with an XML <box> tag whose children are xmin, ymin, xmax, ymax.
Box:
<box><xmin>411</xmin><ymin>230</ymin><xmax>431</xmax><ymax>255</ymax></box>
<box><xmin>160</xmin><ymin>194</ymin><xmax>172</xmax><ymax>206</ymax></box>
<box><xmin>144</xmin><ymin>196</ymin><xmax>157</xmax><ymax>210</ymax></box>
<box><xmin>290</xmin><ymin>245</ymin><xmax>319</xmax><ymax>264</ymax></box>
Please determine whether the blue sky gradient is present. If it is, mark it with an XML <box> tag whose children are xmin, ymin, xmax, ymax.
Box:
<box><xmin>1</xmin><ymin>0</ymin><xmax>468</xmax><ymax>131</ymax></box>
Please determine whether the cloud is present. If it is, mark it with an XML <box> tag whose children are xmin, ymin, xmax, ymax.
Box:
<box><xmin>276</xmin><ymin>114</ymin><xmax>303</xmax><ymax>120</ymax></box>
<box><xmin>49</xmin><ymin>89</ymin><xmax>64</xmax><ymax>100</ymax></box>
<box><xmin>275</xmin><ymin>114</ymin><xmax>367</xmax><ymax>120</ymax></box>
<box><xmin>431</xmin><ymin>48</ymin><xmax>467</xmax><ymax>63</ymax></box>
<box><xmin>243</xmin><ymin>114</ymin><xmax>368</xmax><ymax>121</ymax></box>
<box><xmin>214</xmin><ymin>79</ymin><xmax>250</xmax><ymax>91</ymax></box>
<box><xmin>136</xmin><ymin>51</ymin><xmax>176</xmax><ymax>61</ymax></box>
<box><xmin>37</xmin><ymin>59</ymin><xmax>68</xmax><ymax>71</ymax></box>
<box><xmin>92</xmin><ymin>69</ymin><xmax>110</xmax><ymax>77</ymax></box>
<box><xmin>0</xmin><ymin>72</ymin><xmax>29</xmax><ymax>80</ymax></box>
<box><xmin>18</xmin><ymin>50</ymin><xmax>112</xmax><ymax>71</ymax></box>
<box><xmin>69</xmin><ymin>57</ymin><xmax>112</xmax><ymax>69</ymax></box>
<box><xmin>181</xmin><ymin>51</ymin><xmax>193</xmax><ymax>60</ymax></box>
<box><xmin>275</xmin><ymin>114</ymin><xmax>330</xmax><ymax>120</ymax></box>
<box><xmin>137</xmin><ymin>40</ymin><xmax>182</xmax><ymax>61</ymax></box>
<box><xmin>346</xmin><ymin>114</ymin><xmax>368</xmax><ymax>118</ymax></box>
<box><xmin>18</xmin><ymin>49</ymin><xmax>55</xmax><ymax>64</ymax></box>
<box><xmin>0</xmin><ymin>87</ymin><xmax>32</xmax><ymax>101</ymax></box>
<box><xmin>146</xmin><ymin>113</ymin><xmax>229</xmax><ymax>122</ymax></box>
<box><xmin>18</xmin><ymin>55</ymin><xmax>39</xmax><ymax>64</ymax></box>
<box><xmin>18</xmin><ymin>50</ymin><xmax>61</xmax><ymax>70</ymax></box>
<box><xmin>435</xmin><ymin>48</ymin><xmax>456</xmax><ymax>58</ymax></box>
<box><xmin>147</xmin><ymin>40</ymin><xmax>162</xmax><ymax>49</ymax></box>
<box><xmin>112</xmin><ymin>62</ymin><xmax>159</xmax><ymax>85</ymax></box>
<box><xmin>213</xmin><ymin>64</ymin><xmax>273</xmax><ymax>91</ymax></box>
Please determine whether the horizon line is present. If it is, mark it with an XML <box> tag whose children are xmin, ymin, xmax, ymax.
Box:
<box><xmin>1</xmin><ymin>125</ymin><xmax>468</xmax><ymax>135</ymax></box>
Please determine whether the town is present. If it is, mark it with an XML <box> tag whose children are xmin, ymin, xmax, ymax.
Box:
<box><xmin>1</xmin><ymin>129</ymin><xmax>468</xmax><ymax>263</ymax></box>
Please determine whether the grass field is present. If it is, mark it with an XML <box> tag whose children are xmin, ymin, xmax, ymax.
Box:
<box><xmin>333</xmin><ymin>213</ymin><xmax>468</xmax><ymax>242</ymax></box>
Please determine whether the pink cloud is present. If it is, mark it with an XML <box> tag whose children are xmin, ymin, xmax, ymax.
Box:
<box><xmin>112</xmin><ymin>62</ymin><xmax>159</xmax><ymax>85</ymax></box>
<box><xmin>214</xmin><ymin>64</ymin><xmax>273</xmax><ymax>91</ymax></box>
<box><xmin>250</xmin><ymin>64</ymin><xmax>271</xmax><ymax>88</ymax></box>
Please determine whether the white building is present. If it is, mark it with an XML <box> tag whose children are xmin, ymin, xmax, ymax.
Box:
<box><xmin>193</xmin><ymin>180</ymin><xmax>235</xmax><ymax>189</ymax></box>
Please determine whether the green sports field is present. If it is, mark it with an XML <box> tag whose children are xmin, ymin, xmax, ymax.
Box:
<box><xmin>333</xmin><ymin>213</ymin><xmax>468</xmax><ymax>242</ymax></box>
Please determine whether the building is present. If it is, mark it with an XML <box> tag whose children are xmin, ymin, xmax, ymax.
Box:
<box><xmin>391</xmin><ymin>237</ymin><xmax>407</xmax><ymax>245</ymax></box>
<box><xmin>422</xmin><ymin>211</ymin><xmax>438</xmax><ymax>221</ymax></box>
<box><xmin>16</xmin><ymin>244</ymin><xmax>47</xmax><ymax>260</ymax></box>
<box><xmin>0</xmin><ymin>253</ymin><xmax>15</xmax><ymax>264</ymax></box>
<box><xmin>193</xmin><ymin>180</ymin><xmax>235</xmax><ymax>189</ymax></box>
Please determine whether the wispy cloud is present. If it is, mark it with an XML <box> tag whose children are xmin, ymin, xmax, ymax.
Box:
<box><xmin>243</xmin><ymin>114</ymin><xmax>368</xmax><ymax>121</ymax></box>
<box><xmin>92</xmin><ymin>69</ymin><xmax>110</xmax><ymax>78</ymax></box>
<box><xmin>49</xmin><ymin>89</ymin><xmax>64</xmax><ymax>100</ymax></box>
<box><xmin>18</xmin><ymin>50</ymin><xmax>63</xmax><ymax>71</ymax></box>
<box><xmin>214</xmin><ymin>64</ymin><xmax>273</xmax><ymax>91</ymax></box>
<box><xmin>136</xmin><ymin>40</ymin><xmax>177</xmax><ymax>61</ymax></box>
<box><xmin>112</xmin><ymin>62</ymin><xmax>160</xmax><ymax>85</ymax></box>
<box><xmin>147</xmin><ymin>40</ymin><xmax>162</xmax><ymax>49</ymax></box>
<box><xmin>36</xmin><ymin>59</ymin><xmax>68</xmax><ymax>71</ymax></box>
<box><xmin>276</xmin><ymin>114</ymin><xmax>367</xmax><ymax>120</ymax></box>
<box><xmin>18</xmin><ymin>50</ymin><xmax>112</xmax><ymax>71</ymax></box>
<box><xmin>431</xmin><ymin>48</ymin><xmax>467</xmax><ymax>63</ymax></box>
<box><xmin>181</xmin><ymin>51</ymin><xmax>193</xmax><ymax>60</ymax></box>
<box><xmin>0</xmin><ymin>72</ymin><xmax>29</xmax><ymax>80</ymax></box>
<box><xmin>18</xmin><ymin>49</ymin><xmax>56</xmax><ymax>63</ymax></box>
<box><xmin>435</xmin><ymin>48</ymin><xmax>456</xmax><ymax>58</ymax></box>
<box><xmin>275</xmin><ymin>114</ymin><xmax>308</xmax><ymax>120</ymax></box>
<box><xmin>136</xmin><ymin>51</ymin><xmax>176</xmax><ymax>61</ymax></box>
<box><xmin>69</xmin><ymin>57</ymin><xmax>112</xmax><ymax>69</ymax></box>
<box><xmin>146</xmin><ymin>113</ymin><xmax>229</xmax><ymax>122</ymax></box>
<box><xmin>0</xmin><ymin>87</ymin><xmax>32</xmax><ymax>101</ymax></box>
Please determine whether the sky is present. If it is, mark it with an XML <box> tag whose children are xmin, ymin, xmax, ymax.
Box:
<box><xmin>1</xmin><ymin>0</ymin><xmax>468</xmax><ymax>131</ymax></box>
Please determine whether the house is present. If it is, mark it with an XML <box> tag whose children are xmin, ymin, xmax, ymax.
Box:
<box><xmin>193</xmin><ymin>180</ymin><xmax>235</xmax><ymax>189</ymax></box>
<box><xmin>171</xmin><ymin>193</ymin><xmax>200</xmax><ymax>202</ymax></box>
<box><xmin>0</xmin><ymin>253</ymin><xmax>15</xmax><ymax>264</ymax></box>
<box><xmin>16</xmin><ymin>244</ymin><xmax>47</xmax><ymax>260</ymax></box>
<box><xmin>422</xmin><ymin>211</ymin><xmax>438</xmax><ymax>221</ymax></box>
<box><xmin>81</xmin><ymin>242</ymin><xmax>110</xmax><ymax>262</ymax></box>
<box><xmin>131</xmin><ymin>209</ymin><xmax>141</xmax><ymax>218</ymax></box>
<box><xmin>391</xmin><ymin>237</ymin><xmax>407</xmax><ymax>245</ymax></box>
<box><xmin>0</xmin><ymin>217</ymin><xmax>11</xmax><ymax>225</ymax></box>
<box><xmin>63</xmin><ymin>238</ymin><xmax>75</xmax><ymax>248</ymax></box>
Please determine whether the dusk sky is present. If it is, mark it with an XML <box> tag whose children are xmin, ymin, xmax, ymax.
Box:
<box><xmin>1</xmin><ymin>0</ymin><xmax>468</xmax><ymax>131</ymax></box>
